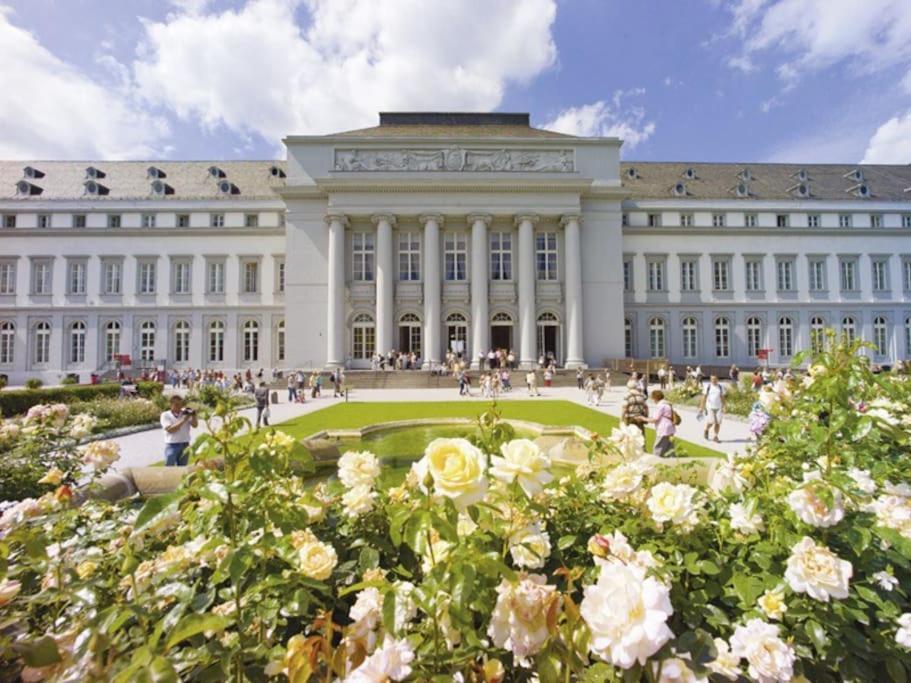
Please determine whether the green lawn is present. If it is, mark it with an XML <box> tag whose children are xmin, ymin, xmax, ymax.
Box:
<box><xmin>265</xmin><ymin>400</ymin><xmax>721</xmax><ymax>458</ymax></box>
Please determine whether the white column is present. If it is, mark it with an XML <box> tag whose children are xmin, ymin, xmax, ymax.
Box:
<box><xmin>420</xmin><ymin>214</ymin><xmax>443</xmax><ymax>368</ymax></box>
<box><xmin>372</xmin><ymin>214</ymin><xmax>396</xmax><ymax>355</ymax></box>
<box><xmin>516</xmin><ymin>214</ymin><xmax>538</xmax><ymax>368</ymax></box>
<box><xmin>469</xmin><ymin>214</ymin><xmax>491</xmax><ymax>368</ymax></box>
<box><xmin>561</xmin><ymin>214</ymin><xmax>585</xmax><ymax>368</ymax></box>
<box><xmin>325</xmin><ymin>213</ymin><xmax>347</xmax><ymax>367</ymax></box>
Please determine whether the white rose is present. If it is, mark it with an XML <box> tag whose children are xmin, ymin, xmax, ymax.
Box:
<box><xmin>69</xmin><ymin>413</ymin><xmax>97</xmax><ymax>439</ymax></box>
<box><xmin>847</xmin><ymin>468</ymin><xmax>876</xmax><ymax>495</ymax></box>
<box><xmin>509</xmin><ymin>522</ymin><xmax>552</xmax><ymax>569</ymax></box>
<box><xmin>729</xmin><ymin>501</ymin><xmax>763</xmax><ymax>535</ymax></box>
<box><xmin>81</xmin><ymin>440</ymin><xmax>121</xmax><ymax>471</ymax></box>
<box><xmin>337</xmin><ymin>450</ymin><xmax>380</xmax><ymax>489</ymax></box>
<box><xmin>896</xmin><ymin>614</ymin><xmax>911</xmax><ymax>649</ymax></box>
<box><xmin>874</xmin><ymin>571</ymin><xmax>899</xmax><ymax>592</ymax></box>
<box><xmin>707</xmin><ymin>638</ymin><xmax>741</xmax><ymax>680</ymax></box>
<box><xmin>490</xmin><ymin>439</ymin><xmax>553</xmax><ymax>498</ymax></box>
<box><xmin>600</xmin><ymin>462</ymin><xmax>648</xmax><ymax>501</ymax></box>
<box><xmin>412</xmin><ymin>438</ymin><xmax>487</xmax><ymax>509</ymax></box>
<box><xmin>784</xmin><ymin>536</ymin><xmax>852</xmax><ymax>602</ymax></box>
<box><xmin>580</xmin><ymin>562</ymin><xmax>674</xmax><ymax>669</ymax></box>
<box><xmin>346</xmin><ymin>636</ymin><xmax>415</xmax><ymax>682</ymax></box>
<box><xmin>646</xmin><ymin>482</ymin><xmax>702</xmax><ymax>530</ymax></box>
<box><xmin>884</xmin><ymin>481</ymin><xmax>911</xmax><ymax>498</ymax></box>
<box><xmin>709</xmin><ymin>455</ymin><xmax>749</xmax><ymax>495</ymax></box>
<box><xmin>870</xmin><ymin>494</ymin><xmax>911</xmax><ymax>538</ymax></box>
<box><xmin>787</xmin><ymin>472</ymin><xmax>844</xmax><ymax>528</ymax></box>
<box><xmin>655</xmin><ymin>655</ymin><xmax>707</xmax><ymax>683</ymax></box>
<box><xmin>392</xmin><ymin>581</ymin><xmax>417</xmax><ymax>633</ymax></box>
<box><xmin>342</xmin><ymin>484</ymin><xmax>377</xmax><ymax>518</ymax></box>
<box><xmin>487</xmin><ymin>573</ymin><xmax>561</xmax><ymax>667</ymax></box>
<box><xmin>348</xmin><ymin>586</ymin><xmax>384</xmax><ymax>652</ymax></box>
<box><xmin>730</xmin><ymin>619</ymin><xmax>795</xmax><ymax>683</ymax></box>
<box><xmin>757</xmin><ymin>587</ymin><xmax>787</xmax><ymax>621</ymax></box>
<box><xmin>590</xmin><ymin>530</ymin><xmax>658</xmax><ymax>571</ymax></box>
<box><xmin>297</xmin><ymin>535</ymin><xmax>337</xmax><ymax>581</ymax></box>
<box><xmin>609</xmin><ymin>423</ymin><xmax>646</xmax><ymax>461</ymax></box>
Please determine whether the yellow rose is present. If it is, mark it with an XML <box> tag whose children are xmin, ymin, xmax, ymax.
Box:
<box><xmin>297</xmin><ymin>536</ymin><xmax>337</xmax><ymax>581</ymax></box>
<box><xmin>38</xmin><ymin>467</ymin><xmax>64</xmax><ymax>486</ymax></box>
<box><xmin>413</xmin><ymin>438</ymin><xmax>488</xmax><ymax>509</ymax></box>
<box><xmin>76</xmin><ymin>561</ymin><xmax>99</xmax><ymax>580</ymax></box>
<box><xmin>757</xmin><ymin>587</ymin><xmax>787</xmax><ymax>620</ymax></box>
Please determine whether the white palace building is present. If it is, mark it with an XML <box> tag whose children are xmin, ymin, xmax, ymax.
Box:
<box><xmin>0</xmin><ymin>112</ymin><xmax>910</xmax><ymax>383</ymax></box>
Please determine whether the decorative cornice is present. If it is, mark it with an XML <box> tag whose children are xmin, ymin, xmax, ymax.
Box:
<box><xmin>313</xmin><ymin>176</ymin><xmax>595</xmax><ymax>195</ymax></box>
<box><xmin>466</xmin><ymin>213</ymin><xmax>493</xmax><ymax>227</ymax></box>
<box><xmin>324</xmin><ymin>213</ymin><xmax>349</xmax><ymax>227</ymax></box>
<box><xmin>559</xmin><ymin>214</ymin><xmax>583</xmax><ymax>227</ymax></box>
<box><xmin>370</xmin><ymin>213</ymin><xmax>397</xmax><ymax>227</ymax></box>
<box><xmin>418</xmin><ymin>213</ymin><xmax>445</xmax><ymax>227</ymax></box>
<box><xmin>514</xmin><ymin>214</ymin><xmax>540</xmax><ymax>227</ymax></box>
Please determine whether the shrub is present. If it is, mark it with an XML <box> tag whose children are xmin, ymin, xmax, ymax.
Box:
<box><xmin>189</xmin><ymin>383</ymin><xmax>251</xmax><ymax>409</ymax></box>
<box><xmin>0</xmin><ymin>384</ymin><xmax>120</xmax><ymax>417</ymax></box>
<box><xmin>0</xmin><ymin>375</ymin><xmax>7</xmax><ymax>390</ymax></box>
<box><xmin>136</xmin><ymin>381</ymin><xmax>164</xmax><ymax>399</ymax></box>
<box><xmin>68</xmin><ymin>397</ymin><xmax>163</xmax><ymax>432</ymax></box>
<box><xmin>59</xmin><ymin>375</ymin><xmax>79</xmax><ymax>386</ymax></box>
<box><xmin>23</xmin><ymin>378</ymin><xmax>43</xmax><ymax>390</ymax></box>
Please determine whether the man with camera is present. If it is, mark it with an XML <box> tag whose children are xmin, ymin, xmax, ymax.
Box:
<box><xmin>160</xmin><ymin>395</ymin><xmax>198</xmax><ymax>466</ymax></box>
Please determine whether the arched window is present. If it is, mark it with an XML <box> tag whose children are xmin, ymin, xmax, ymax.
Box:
<box><xmin>446</xmin><ymin>312</ymin><xmax>466</xmax><ymax>323</ymax></box>
<box><xmin>399</xmin><ymin>313</ymin><xmax>420</xmax><ymax>323</ymax></box>
<box><xmin>714</xmin><ymin>316</ymin><xmax>730</xmax><ymax>358</ymax></box>
<box><xmin>276</xmin><ymin>320</ymin><xmax>285</xmax><ymax>363</ymax></box>
<box><xmin>352</xmin><ymin>313</ymin><xmax>375</xmax><ymax>360</ymax></box>
<box><xmin>243</xmin><ymin>320</ymin><xmax>259</xmax><ymax>362</ymax></box>
<box><xmin>810</xmin><ymin>316</ymin><xmax>825</xmax><ymax>354</ymax></box>
<box><xmin>139</xmin><ymin>321</ymin><xmax>156</xmax><ymax>362</ymax></box>
<box><xmin>173</xmin><ymin>320</ymin><xmax>190</xmax><ymax>363</ymax></box>
<box><xmin>208</xmin><ymin>320</ymin><xmax>225</xmax><ymax>363</ymax></box>
<box><xmin>537</xmin><ymin>312</ymin><xmax>559</xmax><ymax>322</ymax></box>
<box><xmin>104</xmin><ymin>321</ymin><xmax>121</xmax><ymax>363</ymax></box>
<box><xmin>778</xmin><ymin>316</ymin><xmax>794</xmax><ymax>358</ymax></box>
<box><xmin>624</xmin><ymin>317</ymin><xmax>633</xmax><ymax>357</ymax></box>
<box><xmin>746</xmin><ymin>316</ymin><xmax>762</xmax><ymax>358</ymax></box>
<box><xmin>34</xmin><ymin>322</ymin><xmax>51</xmax><ymax>365</ymax></box>
<box><xmin>841</xmin><ymin>316</ymin><xmax>856</xmax><ymax>343</ymax></box>
<box><xmin>873</xmin><ymin>316</ymin><xmax>888</xmax><ymax>357</ymax></box>
<box><xmin>69</xmin><ymin>321</ymin><xmax>86</xmax><ymax>364</ymax></box>
<box><xmin>492</xmin><ymin>312</ymin><xmax>513</xmax><ymax>323</ymax></box>
<box><xmin>649</xmin><ymin>317</ymin><xmax>665</xmax><ymax>358</ymax></box>
<box><xmin>682</xmin><ymin>316</ymin><xmax>698</xmax><ymax>359</ymax></box>
<box><xmin>0</xmin><ymin>321</ymin><xmax>14</xmax><ymax>365</ymax></box>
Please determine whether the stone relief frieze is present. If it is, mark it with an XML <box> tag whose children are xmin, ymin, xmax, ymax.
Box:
<box><xmin>333</xmin><ymin>147</ymin><xmax>574</xmax><ymax>173</ymax></box>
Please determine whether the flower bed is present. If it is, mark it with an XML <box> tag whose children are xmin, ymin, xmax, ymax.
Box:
<box><xmin>1</xmin><ymin>339</ymin><xmax>910</xmax><ymax>680</ymax></box>
<box><xmin>0</xmin><ymin>381</ymin><xmax>162</xmax><ymax>417</ymax></box>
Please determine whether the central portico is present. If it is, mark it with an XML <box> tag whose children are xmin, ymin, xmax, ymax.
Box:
<box><xmin>280</xmin><ymin>112</ymin><xmax>626</xmax><ymax>370</ymax></box>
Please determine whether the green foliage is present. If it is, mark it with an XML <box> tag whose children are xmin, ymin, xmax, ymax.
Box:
<box><xmin>189</xmin><ymin>383</ymin><xmax>250</xmax><ymax>410</ymax></box>
<box><xmin>68</xmin><ymin>397</ymin><xmax>163</xmax><ymax>431</ymax></box>
<box><xmin>23</xmin><ymin>378</ymin><xmax>43</xmax><ymax>390</ymax></box>
<box><xmin>0</xmin><ymin>382</ymin><xmax>162</xmax><ymax>417</ymax></box>
<box><xmin>59</xmin><ymin>376</ymin><xmax>78</xmax><ymax>386</ymax></box>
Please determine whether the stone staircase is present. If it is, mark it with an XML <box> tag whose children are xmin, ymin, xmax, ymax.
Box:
<box><xmin>339</xmin><ymin>368</ymin><xmax>617</xmax><ymax>390</ymax></box>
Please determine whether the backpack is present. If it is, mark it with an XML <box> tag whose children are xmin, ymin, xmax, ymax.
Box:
<box><xmin>670</xmin><ymin>404</ymin><xmax>682</xmax><ymax>426</ymax></box>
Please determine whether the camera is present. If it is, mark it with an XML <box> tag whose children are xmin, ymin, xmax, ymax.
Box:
<box><xmin>182</xmin><ymin>408</ymin><xmax>195</xmax><ymax>416</ymax></box>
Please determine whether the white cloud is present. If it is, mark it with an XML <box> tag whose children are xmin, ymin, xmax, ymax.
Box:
<box><xmin>0</xmin><ymin>6</ymin><xmax>169</xmax><ymax>159</ymax></box>
<box><xmin>862</xmin><ymin>110</ymin><xmax>911</xmax><ymax>163</ymax></box>
<box><xmin>542</xmin><ymin>89</ymin><xmax>655</xmax><ymax>151</ymax></box>
<box><xmin>133</xmin><ymin>0</ymin><xmax>558</xmax><ymax>143</ymax></box>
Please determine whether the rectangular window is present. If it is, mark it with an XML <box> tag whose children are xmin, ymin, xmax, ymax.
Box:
<box><xmin>808</xmin><ymin>259</ymin><xmax>827</xmax><ymax>291</ymax></box>
<box><xmin>680</xmin><ymin>259</ymin><xmax>697</xmax><ymax>292</ymax></box>
<box><xmin>744</xmin><ymin>213</ymin><xmax>757</xmax><ymax>228</ymax></box>
<box><xmin>398</xmin><ymin>231</ymin><xmax>421</xmax><ymax>281</ymax></box>
<box><xmin>278</xmin><ymin>213</ymin><xmax>286</xmax><ymax>228</ymax></box>
<box><xmin>776</xmin><ymin>214</ymin><xmax>789</xmax><ymax>228</ymax></box>
<box><xmin>838</xmin><ymin>214</ymin><xmax>852</xmax><ymax>228</ymax></box>
<box><xmin>32</xmin><ymin>260</ymin><xmax>51</xmax><ymax>295</ymax></box>
<box><xmin>242</xmin><ymin>261</ymin><xmax>259</xmax><ymax>294</ymax></box>
<box><xmin>807</xmin><ymin>214</ymin><xmax>820</xmax><ymax>228</ymax></box>
<box><xmin>902</xmin><ymin>215</ymin><xmax>911</xmax><ymax>229</ymax></box>
<box><xmin>37</xmin><ymin>214</ymin><xmax>50</xmax><ymax>229</ymax></box>
<box><xmin>712</xmin><ymin>213</ymin><xmax>725</xmax><ymax>228</ymax></box>
<box><xmin>207</xmin><ymin>261</ymin><xmax>225</xmax><ymax>294</ymax></box>
<box><xmin>353</xmin><ymin>232</ymin><xmax>376</xmax><ymax>282</ymax></box>
<box><xmin>872</xmin><ymin>259</ymin><xmax>889</xmax><ymax>291</ymax></box>
<box><xmin>173</xmin><ymin>261</ymin><xmax>191</xmax><ymax>294</ymax></box>
<box><xmin>871</xmin><ymin>214</ymin><xmax>883</xmax><ymax>228</ymax></box>
<box><xmin>490</xmin><ymin>231</ymin><xmax>512</xmax><ymax>281</ymax></box>
<box><xmin>647</xmin><ymin>213</ymin><xmax>660</xmax><ymax>227</ymax></box>
<box><xmin>443</xmin><ymin>232</ymin><xmax>467</xmax><ymax>282</ymax></box>
<box><xmin>647</xmin><ymin>260</ymin><xmax>665</xmax><ymax>292</ymax></box>
<box><xmin>2</xmin><ymin>215</ymin><xmax>16</xmax><ymax>229</ymax></box>
<box><xmin>621</xmin><ymin>213</ymin><xmax>629</xmax><ymax>227</ymax></box>
<box><xmin>839</xmin><ymin>258</ymin><xmax>858</xmax><ymax>291</ymax></box>
<box><xmin>904</xmin><ymin>259</ymin><xmax>911</xmax><ymax>291</ymax></box>
<box><xmin>0</xmin><ymin>262</ymin><xmax>16</xmax><ymax>294</ymax></box>
<box><xmin>712</xmin><ymin>258</ymin><xmax>730</xmax><ymax>291</ymax></box>
<box><xmin>73</xmin><ymin>214</ymin><xmax>86</xmax><ymax>228</ymax></box>
<box><xmin>67</xmin><ymin>261</ymin><xmax>86</xmax><ymax>295</ymax></box>
<box><xmin>103</xmin><ymin>261</ymin><xmax>122</xmax><ymax>295</ymax></box>
<box><xmin>210</xmin><ymin>213</ymin><xmax>225</xmax><ymax>228</ymax></box>
<box><xmin>138</xmin><ymin>261</ymin><xmax>156</xmax><ymax>295</ymax></box>
<box><xmin>623</xmin><ymin>259</ymin><xmax>632</xmax><ymax>292</ymax></box>
<box><xmin>680</xmin><ymin>213</ymin><xmax>694</xmax><ymax>227</ymax></box>
<box><xmin>776</xmin><ymin>259</ymin><xmax>795</xmax><ymax>291</ymax></box>
<box><xmin>536</xmin><ymin>231</ymin><xmax>558</xmax><ymax>281</ymax></box>
<box><xmin>107</xmin><ymin>214</ymin><xmax>121</xmax><ymax>228</ymax></box>
<box><xmin>244</xmin><ymin>214</ymin><xmax>259</xmax><ymax>228</ymax></box>
<box><xmin>141</xmin><ymin>213</ymin><xmax>156</xmax><ymax>228</ymax></box>
<box><xmin>276</xmin><ymin>259</ymin><xmax>285</xmax><ymax>293</ymax></box>
<box><xmin>177</xmin><ymin>214</ymin><xmax>190</xmax><ymax>228</ymax></box>
<box><xmin>745</xmin><ymin>259</ymin><xmax>763</xmax><ymax>292</ymax></box>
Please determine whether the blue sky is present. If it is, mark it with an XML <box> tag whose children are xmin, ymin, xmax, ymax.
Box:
<box><xmin>1</xmin><ymin>0</ymin><xmax>910</xmax><ymax>163</ymax></box>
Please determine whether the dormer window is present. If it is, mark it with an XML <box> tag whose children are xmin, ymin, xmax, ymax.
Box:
<box><xmin>793</xmin><ymin>169</ymin><xmax>809</xmax><ymax>183</ymax></box>
<box><xmin>845</xmin><ymin>169</ymin><xmax>864</xmax><ymax>182</ymax></box>
<box><xmin>208</xmin><ymin>166</ymin><xmax>225</xmax><ymax>179</ymax></box>
<box><xmin>852</xmin><ymin>183</ymin><xmax>871</xmax><ymax>198</ymax></box>
<box><xmin>22</xmin><ymin>166</ymin><xmax>44</xmax><ymax>179</ymax></box>
<box><xmin>625</xmin><ymin>167</ymin><xmax>639</xmax><ymax>180</ymax></box>
<box><xmin>683</xmin><ymin>167</ymin><xmax>697</xmax><ymax>180</ymax></box>
<box><xmin>147</xmin><ymin>166</ymin><xmax>166</xmax><ymax>179</ymax></box>
<box><xmin>672</xmin><ymin>182</ymin><xmax>687</xmax><ymax>196</ymax></box>
<box><xmin>85</xmin><ymin>166</ymin><xmax>105</xmax><ymax>180</ymax></box>
<box><xmin>269</xmin><ymin>165</ymin><xmax>286</xmax><ymax>179</ymax></box>
<box><xmin>787</xmin><ymin>182</ymin><xmax>811</xmax><ymax>198</ymax></box>
<box><xmin>737</xmin><ymin>168</ymin><xmax>752</xmax><ymax>182</ymax></box>
<box><xmin>83</xmin><ymin>180</ymin><xmax>108</xmax><ymax>196</ymax></box>
<box><xmin>150</xmin><ymin>180</ymin><xmax>172</xmax><ymax>196</ymax></box>
<box><xmin>16</xmin><ymin>180</ymin><xmax>42</xmax><ymax>196</ymax></box>
<box><xmin>217</xmin><ymin>179</ymin><xmax>237</xmax><ymax>195</ymax></box>
<box><xmin>735</xmin><ymin>182</ymin><xmax>750</xmax><ymax>198</ymax></box>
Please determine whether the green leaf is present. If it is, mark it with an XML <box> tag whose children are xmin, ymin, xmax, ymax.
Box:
<box><xmin>558</xmin><ymin>535</ymin><xmax>577</xmax><ymax>550</ymax></box>
<box><xmin>731</xmin><ymin>573</ymin><xmax>765</xmax><ymax>606</ymax></box>
<box><xmin>134</xmin><ymin>492</ymin><xmax>182</xmax><ymax>531</ymax></box>
<box><xmin>14</xmin><ymin>636</ymin><xmax>61</xmax><ymax>667</ymax></box>
<box><xmin>164</xmin><ymin>613</ymin><xmax>231</xmax><ymax>650</ymax></box>
<box><xmin>698</xmin><ymin>560</ymin><xmax>721</xmax><ymax>575</ymax></box>
<box><xmin>147</xmin><ymin>656</ymin><xmax>179</xmax><ymax>683</ymax></box>
<box><xmin>886</xmin><ymin>657</ymin><xmax>907</xmax><ymax>683</ymax></box>
<box><xmin>804</xmin><ymin>620</ymin><xmax>828</xmax><ymax>653</ymax></box>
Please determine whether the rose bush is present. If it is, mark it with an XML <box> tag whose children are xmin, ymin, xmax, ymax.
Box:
<box><xmin>1</xmin><ymin>335</ymin><xmax>910</xmax><ymax>681</ymax></box>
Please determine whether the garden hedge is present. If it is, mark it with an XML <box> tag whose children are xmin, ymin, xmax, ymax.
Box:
<box><xmin>0</xmin><ymin>381</ymin><xmax>163</xmax><ymax>417</ymax></box>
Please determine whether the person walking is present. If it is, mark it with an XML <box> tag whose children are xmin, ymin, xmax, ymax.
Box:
<box><xmin>648</xmin><ymin>390</ymin><xmax>676</xmax><ymax>457</ymax></box>
<box><xmin>621</xmin><ymin>379</ymin><xmax>649</xmax><ymax>436</ymax></box>
<box><xmin>526</xmin><ymin>370</ymin><xmax>540</xmax><ymax>396</ymax></box>
<box><xmin>254</xmin><ymin>381</ymin><xmax>270</xmax><ymax>428</ymax></box>
<box><xmin>160</xmin><ymin>395</ymin><xmax>198</xmax><ymax>466</ymax></box>
<box><xmin>576</xmin><ymin>367</ymin><xmax>585</xmax><ymax>390</ymax></box>
<box><xmin>287</xmin><ymin>373</ymin><xmax>298</xmax><ymax>403</ymax></box>
<box><xmin>698</xmin><ymin>375</ymin><xmax>726</xmax><ymax>443</ymax></box>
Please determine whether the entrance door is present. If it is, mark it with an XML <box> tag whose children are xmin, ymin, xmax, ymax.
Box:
<box><xmin>490</xmin><ymin>325</ymin><xmax>513</xmax><ymax>351</ymax></box>
<box><xmin>446</xmin><ymin>314</ymin><xmax>468</xmax><ymax>361</ymax></box>
<box><xmin>537</xmin><ymin>312</ymin><xmax>560</xmax><ymax>365</ymax></box>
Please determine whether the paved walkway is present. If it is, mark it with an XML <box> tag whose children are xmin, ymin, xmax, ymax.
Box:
<box><xmin>111</xmin><ymin>382</ymin><xmax>750</xmax><ymax>470</ymax></box>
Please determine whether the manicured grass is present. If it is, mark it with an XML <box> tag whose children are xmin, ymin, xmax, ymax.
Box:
<box><xmin>266</xmin><ymin>400</ymin><xmax>721</xmax><ymax>458</ymax></box>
